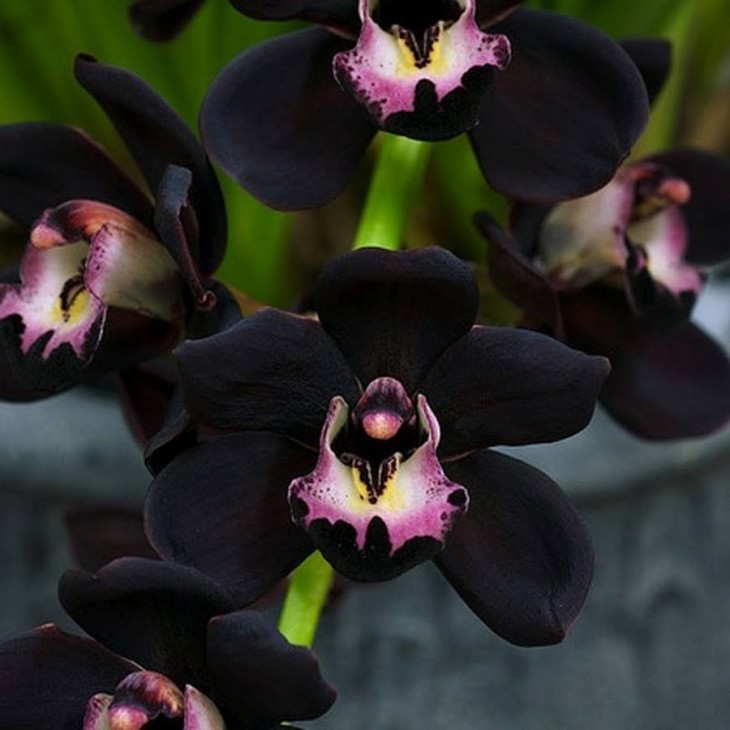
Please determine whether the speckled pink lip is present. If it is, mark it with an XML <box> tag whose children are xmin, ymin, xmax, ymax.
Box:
<box><xmin>288</xmin><ymin>379</ymin><xmax>468</xmax><ymax>579</ymax></box>
<box><xmin>332</xmin><ymin>0</ymin><xmax>510</xmax><ymax>128</ymax></box>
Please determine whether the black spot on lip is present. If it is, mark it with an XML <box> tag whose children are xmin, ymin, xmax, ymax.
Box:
<box><xmin>306</xmin><ymin>516</ymin><xmax>443</xmax><ymax>582</ymax></box>
<box><xmin>447</xmin><ymin>488</ymin><xmax>468</xmax><ymax>507</ymax></box>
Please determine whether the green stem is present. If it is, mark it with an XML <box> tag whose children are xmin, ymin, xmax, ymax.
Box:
<box><xmin>352</xmin><ymin>133</ymin><xmax>430</xmax><ymax>251</ymax></box>
<box><xmin>277</xmin><ymin>552</ymin><xmax>334</xmax><ymax>648</ymax></box>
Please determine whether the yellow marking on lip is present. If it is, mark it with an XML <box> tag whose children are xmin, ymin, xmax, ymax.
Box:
<box><xmin>51</xmin><ymin>285</ymin><xmax>91</xmax><ymax>326</ymax></box>
<box><xmin>394</xmin><ymin>23</ymin><xmax>447</xmax><ymax>75</ymax></box>
<box><xmin>348</xmin><ymin>456</ymin><xmax>405</xmax><ymax>514</ymax></box>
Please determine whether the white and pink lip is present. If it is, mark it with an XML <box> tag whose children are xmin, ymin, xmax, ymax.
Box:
<box><xmin>332</xmin><ymin>0</ymin><xmax>511</xmax><ymax>126</ymax></box>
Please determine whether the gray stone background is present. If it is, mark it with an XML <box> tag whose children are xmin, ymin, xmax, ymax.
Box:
<box><xmin>1</xmin><ymin>281</ymin><xmax>729</xmax><ymax>730</ymax></box>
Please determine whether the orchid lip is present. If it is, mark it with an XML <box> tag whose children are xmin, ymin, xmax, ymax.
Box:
<box><xmin>0</xmin><ymin>200</ymin><xmax>184</xmax><ymax>365</ymax></box>
<box><xmin>288</xmin><ymin>378</ymin><xmax>468</xmax><ymax>582</ymax></box>
<box><xmin>332</xmin><ymin>0</ymin><xmax>510</xmax><ymax>139</ymax></box>
<box><xmin>536</xmin><ymin>162</ymin><xmax>703</xmax><ymax>301</ymax></box>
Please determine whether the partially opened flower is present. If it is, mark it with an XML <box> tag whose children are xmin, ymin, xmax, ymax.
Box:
<box><xmin>479</xmin><ymin>147</ymin><xmax>730</xmax><ymax>439</ymax></box>
<box><xmin>145</xmin><ymin>246</ymin><xmax>608</xmax><ymax>646</ymax></box>
<box><xmin>200</xmin><ymin>0</ymin><xmax>649</xmax><ymax>210</ymax></box>
<box><xmin>0</xmin><ymin>54</ymin><xmax>228</xmax><ymax>400</ymax></box>
<box><xmin>0</xmin><ymin>558</ymin><xmax>335</xmax><ymax>729</ymax></box>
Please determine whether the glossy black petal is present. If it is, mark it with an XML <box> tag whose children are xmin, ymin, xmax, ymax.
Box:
<box><xmin>143</xmin><ymin>393</ymin><xmax>197</xmax><ymax>475</ymax></box>
<box><xmin>600</xmin><ymin>322</ymin><xmax>730</xmax><ymax>439</ymax></box>
<box><xmin>476</xmin><ymin>211</ymin><xmax>563</xmax><ymax>336</ymax></box>
<box><xmin>145</xmin><ymin>432</ymin><xmax>316</xmax><ymax>604</ymax></box>
<box><xmin>115</xmin><ymin>358</ymin><xmax>179</xmax><ymax>448</ymax></box>
<box><xmin>154</xmin><ymin>165</ymin><xmax>210</xmax><ymax>302</ymax></box>
<box><xmin>75</xmin><ymin>55</ymin><xmax>226</xmax><ymax>274</ymax></box>
<box><xmin>129</xmin><ymin>0</ymin><xmax>207</xmax><ymax>41</ymax></box>
<box><xmin>229</xmin><ymin>0</ymin><xmax>359</xmax><ymax>35</ymax></box>
<box><xmin>437</xmin><ymin>449</ymin><xmax>593</xmax><ymax>646</ymax></box>
<box><xmin>620</xmin><ymin>38</ymin><xmax>672</xmax><ymax>105</ymax></box>
<box><xmin>470</xmin><ymin>8</ymin><xmax>648</xmax><ymax>202</ymax></box>
<box><xmin>424</xmin><ymin>325</ymin><xmax>608</xmax><ymax>456</ymax></box>
<box><xmin>0</xmin><ymin>624</ymin><xmax>137</xmax><ymax>729</ymax></box>
<box><xmin>563</xmin><ymin>288</ymin><xmax>730</xmax><ymax>439</ymax></box>
<box><xmin>177</xmin><ymin>308</ymin><xmax>359</xmax><ymax>447</ymax></box>
<box><xmin>59</xmin><ymin>557</ymin><xmax>235</xmax><ymax>692</ymax></box>
<box><xmin>648</xmin><ymin>148</ymin><xmax>730</xmax><ymax>266</ymax></box>
<box><xmin>316</xmin><ymin>247</ymin><xmax>479</xmax><ymax>393</ymax></box>
<box><xmin>0</xmin><ymin>123</ymin><xmax>152</xmax><ymax>229</ymax></box>
<box><xmin>476</xmin><ymin>0</ymin><xmax>523</xmax><ymax>26</ymax></box>
<box><xmin>207</xmin><ymin>611</ymin><xmax>336</xmax><ymax>726</ymax></box>
<box><xmin>64</xmin><ymin>506</ymin><xmax>158</xmax><ymax>572</ymax></box>
<box><xmin>200</xmin><ymin>28</ymin><xmax>376</xmax><ymax>210</ymax></box>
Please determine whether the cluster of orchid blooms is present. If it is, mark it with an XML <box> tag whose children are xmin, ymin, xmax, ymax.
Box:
<box><xmin>1</xmin><ymin>0</ymin><xmax>729</xmax><ymax>727</ymax></box>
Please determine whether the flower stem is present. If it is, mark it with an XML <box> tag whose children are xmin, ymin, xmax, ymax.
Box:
<box><xmin>352</xmin><ymin>133</ymin><xmax>430</xmax><ymax>251</ymax></box>
<box><xmin>277</xmin><ymin>552</ymin><xmax>334</xmax><ymax>648</ymax></box>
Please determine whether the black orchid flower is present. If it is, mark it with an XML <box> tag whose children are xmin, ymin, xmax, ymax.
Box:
<box><xmin>200</xmin><ymin>0</ymin><xmax>649</xmax><ymax>210</ymax></box>
<box><xmin>0</xmin><ymin>558</ymin><xmax>335</xmax><ymax>729</ymax></box>
<box><xmin>0</xmin><ymin>54</ymin><xmax>229</xmax><ymax>401</ymax></box>
<box><xmin>478</xmin><ymin>146</ymin><xmax>730</xmax><ymax>440</ymax></box>
<box><xmin>144</xmin><ymin>246</ymin><xmax>608</xmax><ymax>647</ymax></box>
<box><xmin>129</xmin><ymin>0</ymin><xmax>208</xmax><ymax>41</ymax></box>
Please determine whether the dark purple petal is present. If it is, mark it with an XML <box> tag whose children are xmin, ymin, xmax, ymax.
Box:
<box><xmin>563</xmin><ymin>288</ymin><xmax>730</xmax><ymax>439</ymax></box>
<box><xmin>316</xmin><ymin>247</ymin><xmax>479</xmax><ymax>393</ymax></box>
<box><xmin>469</xmin><ymin>8</ymin><xmax>648</xmax><ymax>201</ymax></box>
<box><xmin>200</xmin><ymin>28</ymin><xmax>376</xmax><ymax>210</ymax></box>
<box><xmin>229</xmin><ymin>0</ymin><xmax>359</xmax><ymax>35</ymax></box>
<box><xmin>143</xmin><ymin>393</ymin><xmax>197</xmax><ymax>475</ymax></box>
<box><xmin>475</xmin><ymin>211</ymin><xmax>563</xmax><ymax>336</ymax></box>
<box><xmin>64</xmin><ymin>506</ymin><xmax>159</xmax><ymax>572</ymax></box>
<box><xmin>207</xmin><ymin>611</ymin><xmax>336</xmax><ymax>726</ymax></box>
<box><xmin>476</xmin><ymin>0</ymin><xmax>523</xmax><ymax>25</ymax></box>
<box><xmin>59</xmin><ymin>557</ymin><xmax>235</xmax><ymax>692</ymax></box>
<box><xmin>177</xmin><ymin>308</ymin><xmax>359</xmax><ymax>446</ymax></box>
<box><xmin>74</xmin><ymin>55</ymin><xmax>226</xmax><ymax>273</ymax></box>
<box><xmin>154</xmin><ymin>165</ymin><xmax>211</xmax><ymax>303</ymax></box>
<box><xmin>0</xmin><ymin>123</ymin><xmax>152</xmax><ymax>229</ymax></box>
<box><xmin>145</xmin><ymin>432</ymin><xmax>316</xmax><ymax>604</ymax></box>
<box><xmin>115</xmin><ymin>358</ymin><xmax>179</xmax><ymax>448</ymax></box>
<box><xmin>436</xmin><ymin>448</ymin><xmax>593</xmax><ymax>646</ymax></box>
<box><xmin>129</xmin><ymin>0</ymin><xmax>207</xmax><ymax>41</ymax></box>
<box><xmin>0</xmin><ymin>624</ymin><xmax>137</xmax><ymax>729</ymax></box>
<box><xmin>89</xmin><ymin>307</ymin><xmax>182</xmax><ymax>376</ymax></box>
<box><xmin>184</xmin><ymin>278</ymin><xmax>243</xmax><ymax>339</ymax></box>
<box><xmin>600</xmin><ymin>322</ymin><xmax>730</xmax><ymax>439</ymax></box>
<box><xmin>647</xmin><ymin>148</ymin><xmax>730</xmax><ymax>266</ymax></box>
<box><xmin>580</xmin><ymin>294</ymin><xmax>730</xmax><ymax>437</ymax></box>
<box><xmin>620</xmin><ymin>38</ymin><xmax>672</xmax><ymax>105</ymax></box>
<box><xmin>423</xmin><ymin>325</ymin><xmax>608</xmax><ymax>456</ymax></box>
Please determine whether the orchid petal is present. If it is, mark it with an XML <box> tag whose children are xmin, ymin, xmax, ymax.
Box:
<box><xmin>145</xmin><ymin>433</ymin><xmax>316</xmax><ymax>604</ymax></box>
<box><xmin>315</xmin><ymin>246</ymin><xmax>479</xmax><ymax>392</ymax></box>
<box><xmin>470</xmin><ymin>8</ymin><xmax>648</xmax><ymax>201</ymax></box>
<box><xmin>201</xmin><ymin>28</ymin><xmax>376</xmax><ymax>210</ymax></box>
<box><xmin>436</xmin><ymin>449</ymin><xmax>593</xmax><ymax>646</ymax></box>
